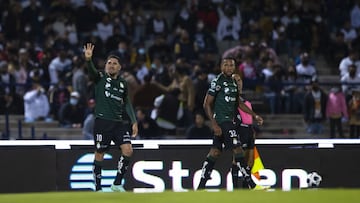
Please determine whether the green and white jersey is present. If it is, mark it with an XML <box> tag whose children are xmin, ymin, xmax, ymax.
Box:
<box><xmin>87</xmin><ymin>60</ymin><xmax>133</xmax><ymax>122</ymax></box>
<box><xmin>208</xmin><ymin>73</ymin><xmax>238</xmax><ymax>124</ymax></box>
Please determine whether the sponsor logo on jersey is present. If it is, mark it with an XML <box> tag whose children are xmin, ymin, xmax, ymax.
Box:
<box><xmin>224</xmin><ymin>96</ymin><xmax>236</xmax><ymax>102</ymax></box>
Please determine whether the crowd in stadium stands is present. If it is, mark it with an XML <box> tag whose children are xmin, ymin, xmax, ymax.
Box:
<box><xmin>1</xmin><ymin>0</ymin><xmax>360</xmax><ymax>139</ymax></box>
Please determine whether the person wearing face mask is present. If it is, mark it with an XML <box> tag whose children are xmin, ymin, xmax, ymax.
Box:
<box><xmin>303</xmin><ymin>78</ymin><xmax>328</xmax><ymax>135</ymax></box>
<box><xmin>57</xmin><ymin>91</ymin><xmax>85</xmax><ymax>128</ymax></box>
<box><xmin>110</xmin><ymin>41</ymin><xmax>131</xmax><ymax>69</ymax></box>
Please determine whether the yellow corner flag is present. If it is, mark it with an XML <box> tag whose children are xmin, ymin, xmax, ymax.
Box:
<box><xmin>251</xmin><ymin>146</ymin><xmax>264</xmax><ymax>180</ymax></box>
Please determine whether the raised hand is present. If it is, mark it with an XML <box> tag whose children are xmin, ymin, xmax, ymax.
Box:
<box><xmin>83</xmin><ymin>43</ymin><xmax>94</xmax><ymax>61</ymax></box>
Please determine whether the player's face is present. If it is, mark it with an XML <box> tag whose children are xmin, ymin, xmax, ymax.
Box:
<box><xmin>221</xmin><ymin>59</ymin><xmax>236</xmax><ymax>77</ymax></box>
<box><xmin>105</xmin><ymin>58</ymin><xmax>121</xmax><ymax>77</ymax></box>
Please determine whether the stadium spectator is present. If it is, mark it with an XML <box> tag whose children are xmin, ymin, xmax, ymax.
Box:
<box><xmin>261</xmin><ymin>59</ymin><xmax>283</xmax><ymax>114</ymax></box>
<box><xmin>174</xmin><ymin>29</ymin><xmax>198</xmax><ymax>63</ymax></box>
<box><xmin>303</xmin><ymin>78</ymin><xmax>327</xmax><ymax>135</ymax></box>
<box><xmin>82</xmin><ymin>99</ymin><xmax>95</xmax><ymax>140</ymax></box>
<box><xmin>350</xmin><ymin>1</ymin><xmax>360</xmax><ymax>29</ymax></box>
<box><xmin>0</xmin><ymin>61</ymin><xmax>23</xmax><ymax>114</ymax></box>
<box><xmin>151</xmin><ymin>88</ymin><xmax>182</xmax><ymax>136</ymax></box>
<box><xmin>153</xmin><ymin>63</ymin><xmax>195</xmax><ymax>127</ymax></box>
<box><xmin>185</xmin><ymin>111</ymin><xmax>212</xmax><ymax>139</ymax></box>
<box><xmin>145</xmin><ymin>10</ymin><xmax>169</xmax><ymax>39</ymax></box>
<box><xmin>195</xmin><ymin>0</ymin><xmax>219</xmax><ymax>32</ymax></box>
<box><xmin>172</xmin><ymin>0</ymin><xmax>197</xmax><ymax>36</ymax></box>
<box><xmin>193</xmin><ymin>19</ymin><xmax>218</xmax><ymax>58</ymax></box>
<box><xmin>296</xmin><ymin>52</ymin><xmax>317</xmax><ymax>83</ymax></box>
<box><xmin>339</xmin><ymin>50</ymin><xmax>360</xmax><ymax>78</ymax></box>
<box><xmin>21</xmin><ymin>0</ymin><xmax>44</xmax><ymax>43</ymax></box>
<box><xmin>348</xmin><ymin>89</ymin><xmax>360</xmax><ymax>138</ymax></box>
<box><xmin>133</xmin><ymin>73</ymin><xmax>164</xmax><ymax>111</ymax></box>
<box><xmin>327</xmin><ymin>31</ymin><xmax>349</xmax><ymax>70</ymax></box>
<box><xmin>216</xmin><ymin>2</ymin><xmax>241</xmax><ymax>41</ymax></box>
<box><xmin>192</xmin><ymin>66</ymin><xmax>209</xmax><ymax>116</ymax></box>
<box><xmin>105</xmin><ymin>25</ymin><xmax>129</xmax><ymax>54</ymax></box>
<box><xmin>48</xmin><ymin>79</ymin><xmax>70</xmax><ymax>120</ymax></box>
<box><xmin>110</xmin><ymin>41</ymin><xmax>131</xmax><ymax>69</ymax></box>
<box><xmin>238</xmin><ymin>54</ymin><xmax>258</xmax><ymax>90</ymax></box>
<box><xmin>340</xmin><ymin>20</ymin><xmax>357</xmax><ymax>47</ymax></box>
<box><xmin>326</xmin><ymin>86</ymin><xmax>348</xmax><ymax>138</ymax></box>
<box><xmin>96</xmin><ymin>14</ymin><xmax>114</xmax><ymax>43</ymax></box>
<box><xmin>58</xmin><ymin>91</ymin><xmax>85</xmax><ymax>128</ymax></box>
<box><xmin>282</xmin><ymin>65</ymin><xmax>304</xmax><ymax>114</ymax></box>
<box><xmin>72</xmin><ymin>55</ymin><xmax>88</xmax><ymax>100</ymax></box>
<box><xmin>48</xmin><ymin>48</ymin><xmax>72</xmax><ymax>87</ymax></box>
<box><xmin>75</xmin><ymin>0</ymin><xmax>105</xmax><ymax>41</ymax></box>
<box><xmin>23</xmin><ymin>82</ymin><xmax>51</xmax><ymax>122</ymax></box>
<box><xmin>136</xmin><ymin>107</ymin><xmax>161</xmax><ymax>139</ymax></box>
<box><xmin>341</xmin><ymin>64</ymin><xmax>360</xmax><ymax>103</ymax></box>
<box><xmin>148</xmin><ymin>36</ymin><xmax>173</xmax><ymax>62</ymax></box>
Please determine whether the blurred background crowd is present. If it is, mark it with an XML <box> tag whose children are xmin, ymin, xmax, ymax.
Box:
<box><xmin>1</xmin><ymin>0</ymin><xmax>360</xmax><ymax>139</ymax></box>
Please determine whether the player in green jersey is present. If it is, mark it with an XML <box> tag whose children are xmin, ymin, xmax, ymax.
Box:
<box><xmin>197</xmin><ymin>57</ymin><xmax>263</xmax><ymax>190</ymax></box>
<box><xmin>84</xmin><ymin>43</ymin><xmax>138</xmax><ymax>192</ymax></box>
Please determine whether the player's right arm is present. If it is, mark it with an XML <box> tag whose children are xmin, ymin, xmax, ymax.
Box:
<box><xmin>204</xmin><ymin>93</ymin><xmax>221</xmax><ymax>136</ymax></box>
<box><xmin>83</xmin><ymin>43</ymin><xmax>100</xmax><ymax>82</ymax></box>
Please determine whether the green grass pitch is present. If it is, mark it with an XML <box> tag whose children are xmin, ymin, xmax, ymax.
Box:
<box><xmin>0</xmin><ymin>189</ymin><xmax>359</xmax><ymax>203</ymax></box>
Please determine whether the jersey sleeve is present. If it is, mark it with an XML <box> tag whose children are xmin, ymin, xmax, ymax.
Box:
<box><xmin>86</xmin><ymin>60</ymin><xmax>101</xmax><ymax>82</ymax></box>
<box><xmin>208</xmin><ymin>78</ymin><xmax>220</xmax><ymax>96</ymax></box>
<box><xmin>123</xmin><ymin>80</ymin><xmax>137</xmax><ymax>124</ymax></box>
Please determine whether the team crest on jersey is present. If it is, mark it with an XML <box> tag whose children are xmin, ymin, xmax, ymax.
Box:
<box><xmin>215</xmin><ymin>85</ymin><xmax>221</xmax><ymax>91</ymax></box>
<box><xmin>211</xmin><ymin>81</ymin><xmax>216</xmax><ymax>89</ymax></box>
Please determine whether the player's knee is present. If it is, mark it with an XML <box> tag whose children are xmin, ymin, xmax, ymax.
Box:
<box><xmin>120</xmin><ymin>144</ymin><xmax>133</xmax><ymax>157</ymax></box>
<box><xmin>209</xmin><ymin>148</ymin><xmax>221</xmax><ymax>158</ymax></box>
<box><xmin>94</xmin><ymin>151</ymin><xmax>105</xmax><ymax>161</ymax></box>
<box><xmin>233</xmin><ymin>147</ymin><xmax>244</xmax><ymax>154</ymax></box>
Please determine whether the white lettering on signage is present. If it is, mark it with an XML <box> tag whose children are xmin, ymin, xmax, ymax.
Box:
<box><xmin>70</xmin><ymin>156</ymin><xmax>311</xmax><ymax>192</ymax></box>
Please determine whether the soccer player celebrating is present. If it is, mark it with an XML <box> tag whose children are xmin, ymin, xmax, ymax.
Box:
<box><xmin>84</xmin><ymin>43</ymin><xmax>138</xmax><ymax>192</ymax></box>
<box><xmin>197</xmin><ymin>58</ymin><xmax>263</xmax><ymax>190</ymax></box>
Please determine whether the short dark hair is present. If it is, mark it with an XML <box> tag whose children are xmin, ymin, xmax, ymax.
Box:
<box><xmin>221</xmin><ymin>57</ymin><xmax>236</xmax><ymax>66</ymax></box>
<box><xmin>106</xmin><ymin>54</ymin><xmax>121</xmax><ymax>64</ymax></box>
